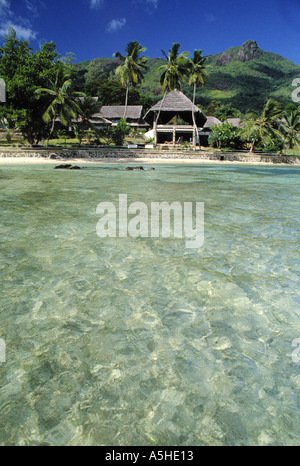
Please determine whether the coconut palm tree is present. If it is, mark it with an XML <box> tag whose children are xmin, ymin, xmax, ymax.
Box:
<box><xmin>281</xmin><ymin>107</ymin><xmax>300</xmax><ymax>151</ymax></box>
<box><xmin>35</xmin><ymin>66</ymin><xmax>83</xmax><ymax>147</ymax></box>
<box><xmin>242</xmin><ymin>98</ymin><xmax>284</xmax><ymax>152</ymax></box>
<box><xmin>154</xmin><ymin>43</ymin><xmax>190</xmax><ymax>144</ymax></box>
<box><xmin>113</xmin><ymin>41</ymin><xmax>148</xmax><ymax>119</ymax></box>
<box><xmin>74</xmin><ymin>96</ymin><xmax>104</xmax><ymax>144</ymax></box>
<box><xmin>187</xmin><ymin>50</ymin><xmax>208</xmax><ymax>147</ymax></box>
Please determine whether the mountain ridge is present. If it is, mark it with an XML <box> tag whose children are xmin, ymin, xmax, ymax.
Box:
<box><xmin>76</xmin><ymin>40</ymin><xmax>300</xmax><ymax>113</ymax></box>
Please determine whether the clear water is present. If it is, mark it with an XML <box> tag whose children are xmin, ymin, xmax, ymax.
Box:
<box><xmin>0</xmin><ymin>163</ymin><xmax>299</xmax><ymax>446</ymax></box>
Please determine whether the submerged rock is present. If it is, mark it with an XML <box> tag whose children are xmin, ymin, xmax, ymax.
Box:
<box><xmin>126</xmin><ymin>166</ymin><xmax>145</xmax><ymax>171</ymax></box>
<box><xmin>54</xmin><ymin>164</ymin><xmax>81</xmax><ymax>170</ymax></box>
<box><xmin>126</xmin><ymin>166</ymin><xmax>155</xmax><ymax>171</ymax></box>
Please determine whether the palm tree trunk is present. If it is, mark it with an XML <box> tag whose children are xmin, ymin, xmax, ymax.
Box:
<box><xmin>250</xmin><ymin>137</ymin><xmax>256</xmax><ymax>152</ymax></box>
<box><xmin>123</xmin><ymin>85</ymin><xmax>129</xmax><ymax>119</ymax></box>
<box><xmin>191</xmin><ymin>83</ymin><xmax>197</xmax><ymax>149</ymax></box>
<box><xmin>46</xmin><ymin>113</ymin><xmax>57</xmax><ymax>151</ymax></box>
<box><xmin>154</xmin><ymin>90</ymin><xmax>167</xmax><ymax>146</ymax></box>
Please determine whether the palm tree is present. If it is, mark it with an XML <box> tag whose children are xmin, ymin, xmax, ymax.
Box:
<box><xmin>35</xmin><ymin>66</ymin><xmax>83</xmax><ymax>147</ymax></box>
<box><xmin>242</xmin><ymin>98</ymin><xmax>284</xmax><ymax>152</ymax></box>
<box><xmin>113</xmin><ymin>41</ymin><xmax>148</xmax><ymax>119</ymax></box>
<box><xmin>187</xmin><ymin>50</ymin><xmax>208</xmax><ymax>147</ymax></box>
<box><xmin>74</xmin><ymin>96</ymin><xmax>103</xmax><ymax>144</ymax></box>
<box><xmin>154</xmin><ymin>43</ymin><xmax>190</xmax><ymax>145</ymax></box>
<box><xmin>281</xmin><ymin>107</ymin><xmax>300</xmax><ymax>151</ymax></box>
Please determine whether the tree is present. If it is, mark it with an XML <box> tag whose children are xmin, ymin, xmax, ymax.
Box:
<box><xmin>241</xmin><ymin>99</ymin><xmax>284</xmax><ymax>152</ymax></box>
<box><xmin>205</xmin><ymin>100</ymin><xmax>241</xmax><ymax>121</ymax></box>
<box><xmin>213</xmin><ymin>103</ymin><xmax>242</xmax><ymax>121</ymax></box>
<box><xmin>0</xmin><ymin>28</ymin><xmax>65</xmax><ymax>144</ymax></box>
<box><xmin>281</xmin><ymin>106</ymin><xmax>300</xmax><ymax>151</ymax></box>
<box><xmin>96</xmin><ymin>118</ymin><xmax>130</xmax><ymax>146</ymax></box>
<box><xmin>73</xmin><ymin>95</ymin><xmax>105</xmax><ymax>144</ymax></box>
<box><xmin>154</xmin><ymin>43</ymin><xmax>190</xmax><ymax>144</ymax></box>
<box><xmin>112</xmin><ymin>118</ymin><xmax>130</xmax><ymax>146</ymax></box>
<box><xmin>209</xmin><ymin>122</ymin><xmax>243</xmax><ymax>149</ymax></box>
<box><xmin>35</xmin><ymin>66</ymin><xmax>83</xmax><ymax>146</ymax></box>
<box><xmin>187</xmin><ymin>50</ymin><xmax>208</xmax><ymax>147</ymax></box>
<box><xmin>113</xmin><ymin>41</ymin><xmax>148</xmax><ymax>118</ymax></box>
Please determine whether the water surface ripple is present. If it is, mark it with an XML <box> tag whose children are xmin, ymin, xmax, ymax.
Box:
<box><xmin>0</xmin><ymin>163</ymin><xmax>299</xmax><ymax>446</ymax></box>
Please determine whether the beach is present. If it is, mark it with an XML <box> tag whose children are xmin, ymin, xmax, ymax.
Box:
<box><xmin>0</xmin><ymin>156</ymin><xmax>300</xmax><ymax>165</ymax></box>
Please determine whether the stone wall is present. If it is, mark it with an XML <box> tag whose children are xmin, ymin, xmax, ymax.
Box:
<box><xmin>0</xmin><ymin>147</ymin><xmax>300</xmax><ymax>164</ymax></box>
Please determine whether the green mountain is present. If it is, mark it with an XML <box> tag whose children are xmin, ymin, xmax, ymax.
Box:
<box><xmin>77</xmin><ymin>40</ymin><xmax>300</xmax><ymax>113</ymax></box>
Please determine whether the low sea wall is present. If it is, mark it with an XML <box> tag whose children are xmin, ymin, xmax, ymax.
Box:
<box><xmin>0</xmin><ymin>147</ymin><xmax>300</xmax><ymax>164</ymax></box>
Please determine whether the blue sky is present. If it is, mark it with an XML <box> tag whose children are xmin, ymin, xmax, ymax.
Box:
<box><xmin>0</xmin><ymin>0</ymin><xmax>300</xmax><ymax>65</ymax></box>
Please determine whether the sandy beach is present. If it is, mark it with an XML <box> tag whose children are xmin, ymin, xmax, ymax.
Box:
<box><xmin>0</xmin><ymin>156</ymin><xmax>299</xmax><ymax>166</ymax></box>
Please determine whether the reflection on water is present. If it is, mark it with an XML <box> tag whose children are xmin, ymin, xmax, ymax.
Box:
<box><xmin>0</xmin><ymin>163</ymin><xmax>300</xmax><ymax>446</ymax></box>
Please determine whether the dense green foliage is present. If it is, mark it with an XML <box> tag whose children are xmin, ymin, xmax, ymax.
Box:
<box><xmin>0</xmin><ymin>28</ymin><xmax>76</xmax><ymax>143</ymax></box>
<box><xmin>241</xmin><ymin>99</ymin><xmax>284</xmax><ymax>151</ymax></box>
<box><xmin>96</xmin><ymin>118</ymin><xmax>130</xmax><ymax>146</ymax></box>
<box><xmin>77</xmin><ymin>41</ymin><xmax>300</xmax><ymax>114</ymax></box>
<box><xmin>209</xmin><ymin>122</ymin><xmax>243</xmax><ymax>149</ymax></box>
<box><xmin>205</xmin><ymin>101</ymin><xmax>242</xmax><ymax>121</ymax></box>
<box><xmin>0</xmin><ymin>30</ymin><xmax>299</xmax><ymax>150</ymax></box>
<box><xmin>113</xmin><ymin>41</ymin><xmax>148</xmax><ymax>117</ymax></box>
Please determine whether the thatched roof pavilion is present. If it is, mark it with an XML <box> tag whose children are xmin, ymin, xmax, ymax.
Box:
<box><xmin>97</xmin><ymin>106</ymin><xmax>149</xmax><ymax>128</ymax></box>
<box><xmin>144</xmin><ymin>89</ymin><xmax>207</xmax><ymax>127</ymax></box>
<box><xmin>226</xmin><ymin>118</ymin><xmax>243</xmax><ymax>128</ymax></box>
<box><xmin>203</xmin><ymin>116</ymin><xmax>222</xmax><ymax>128</ymax></box>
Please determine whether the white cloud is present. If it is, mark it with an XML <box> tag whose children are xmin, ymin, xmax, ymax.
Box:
<box><xmin>25</xmin><ymin>0</ymin><xmax>38</xmax><ymax>15</ymax></box>
<box><xmin>0</xmin><ymin>22</ymin><xmax>37</xmax><ymax>41</ymax></box>
<box><xmin>90</xmin><ymin>0</ymin><xmax>104</xmax><ymax>8</ymax></box>
<box><xmin>146</xmin><ymin>0</ymin><xmax>158</xmax><ymax>7</ymax></box>
<box><xmin>205</xmin><ymin>13</ymin><xmax>216</xmax><ymax>22</ymax></box>
<box><xmin>133</xmin><ymin>0</ymin><xmax>159</xmax><ymax>11</ymax></box>
<box><xmin>106</xmin><ymin>18</ymin><xmax>127</xmax><ymax>33</ymax></box>
<box><xmin>0</xmin><ymin>0</ymin><xmax>10</xmax><ymax>15</ymax></box>
<box><xmin>0</xmin><ymin>0</ymin><xmax>38</xmax><ymax>41</ymax></box>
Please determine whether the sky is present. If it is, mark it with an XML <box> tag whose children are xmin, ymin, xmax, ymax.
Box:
<box><xmin>0</xmin><ymin>0</ymin><xmax>300</xmax><ymax>65</ymax></box>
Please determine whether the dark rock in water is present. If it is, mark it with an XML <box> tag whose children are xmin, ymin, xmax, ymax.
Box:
<box><xmin>54</xmin><ymin>164</ymin><xmax>81</xmax><ymax>170</ymax></box>
<box><xmin>126</xmin><ymin>166</ymin><xmax>155</xmax><ymax>171</ymax></box>
<box><xmin>126</xmin><ymin>166</ymin><xmax>145</xmax><ymax>171</ymax></box>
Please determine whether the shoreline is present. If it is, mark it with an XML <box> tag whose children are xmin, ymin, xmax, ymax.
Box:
<box><xmin>0</xmin><ymin>156</ymin><xmax>300</xmax><ymax>166</ymax></box>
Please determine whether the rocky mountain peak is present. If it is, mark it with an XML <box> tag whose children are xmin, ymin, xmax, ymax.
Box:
<box><xmin>215</xmin><ymin>40</ymin><xmax>261</xmax><ymax>66</ymax></box>
<box><xmin>237</xmin><ymin>40</ymin><xmax>261</xmax><ymax>62</ymax></box>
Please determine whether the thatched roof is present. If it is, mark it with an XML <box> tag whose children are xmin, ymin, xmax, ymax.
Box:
<box><xmin>203</xmin><ymin>116</ymin><xmax>222</xmax><ymax>128</ymax></box>
<box><xmin>144</xmin><ymin>90</ymin><xmax>207</xmax><ymax>127</ymax></box>
<box><xmin>226</xmin><ymin>118</ymin><xmax>243</xmax><ymax>128</ymax></box>
<box><xmin>98</xmin><ymin>106</ymin><xmax>143</xmax><ymax>121</ymax></box>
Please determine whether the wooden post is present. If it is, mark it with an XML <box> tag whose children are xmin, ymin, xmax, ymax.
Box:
<box><xmin>153</xmin><ymin>112</ymin><xmax>158</xmax><ymax>146</ymax></box>
<box><xmin>172</xmin><ymin>127</ymin><xmax>176</xmax><ymax>147</ymax></box>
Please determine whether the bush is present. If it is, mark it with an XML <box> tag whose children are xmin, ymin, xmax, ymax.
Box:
<box><xmin>96</xmin><ymin>119</ymin><xmax>131</xmax><ymax>146</ymax></box>
<box><xmin>112</xmin><ymin>118</ymin><xmax>130</xmax><ymax>146</ymax></box>
<box><xmin>209</xmin><ymin>122</ymin><xmax>244</xmax><ymax>149</ymax></box>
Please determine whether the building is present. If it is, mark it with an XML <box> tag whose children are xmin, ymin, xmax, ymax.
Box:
<box><xmin>226</xmin><ymin>118</ymin><xmax>244</xmax><ymax>128</ymax></box>
<box><xmin>198</xmin><ymin>116</ymin><xmax>222</xmax><ymax>146</ymax></box>
<box><xmin>95</xmin><ymin>105</ymin><xmax>149</xmax><ymax>129</ymax></box>
<box><xmin>143</xmin><ymin>90</ymin><xmax>207</xmax><ymax>146</ymax></box>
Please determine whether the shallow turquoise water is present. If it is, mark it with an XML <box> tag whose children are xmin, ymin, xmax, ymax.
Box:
<box><xmin>0</xmin><ymin>163</ymin><xmax>299</xmax><ymax>446</ymax></box>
